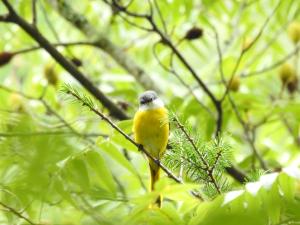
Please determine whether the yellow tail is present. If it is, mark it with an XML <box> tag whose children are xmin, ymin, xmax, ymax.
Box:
<box><xmin>149</xmin><ymin>163</ymin><xmax>161</xmax><ymax>207</ymax></box>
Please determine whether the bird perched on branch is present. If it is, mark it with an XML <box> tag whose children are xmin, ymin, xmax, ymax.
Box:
<box><xmin>133</xmin><ymin>90</ymin><xmax>169</xmax><ymax>207</ymax></box>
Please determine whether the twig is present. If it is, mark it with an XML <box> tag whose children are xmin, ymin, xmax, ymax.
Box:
<box><xmin>0</xmin><ymin>131</ymin><xmax>104</xmax><ymax>137</ymax></box>
<box><xmin>0</xmin><ymin>201</ymin><xmax>38</xmax><ymax>225</ymax></box>
<box><xmin>0</xmin><ymin>13</ymin><xmax>10</xmax><ymax>22</ymax></box>
<box><xmin>152</xmin><ymin>41</ymin><xmax>214</xmax><ymax>117</ymax></box>
<box><xmin>104</xmin><ymin>0</ymin><xmax>248</xmax><ymax>183</ymax></box>
<box><xmin>241</xmin><ymin>43</ymin><xmax>300</xmax><ymax>78</ymax></box>
<box><xmin>63</xmin><ymin>86</ymin><xmax>203</xmax><ymax>200</ymax></box>
<box><xmin>242</xmin><ymin>13</ymin><xmax>298</xmax><ymax>73</ymax></box>
<box><xmin>1</xmin><ymin>0</ymin><xmax>128</xmax><ymax>120</ymax></box>
<box><xmin>104</xmin><ymin>0</ymin><xmax>223</xmax><ymax>135</ymax></box>
<box><xmin>220</xmin><ymin>0</ymin><xmax>282</xmax><ymax>101</ymax></box>
<box><xmin>32</xmin><ymin>0</ymin><xmax>37</xmax><ymax>26</ymax></box>
<box><xmin>153</xmin><ymin>0</ymin><xmax>167</xmax><ymax>34</ymax></box>
<box><xmin>173</xmin><ymin>117</ymin><xmax>221</xmax><ymax>194</ymax></box>
<box><xmin>49</xmin><ymin>0</ymin><xmax>160</xmax><ymax>92</ymax></box>
<box><xmin>0</xmin><ymin>85</ymin><xmax>95</xmax><ymax>141</ymax></box>
<box><xmin>227</xmin><ymin>94</ymin><xmax>268</xmax><ymax>170</ymax></box>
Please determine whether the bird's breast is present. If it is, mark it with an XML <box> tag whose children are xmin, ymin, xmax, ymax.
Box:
<box><xmin>133</xmin><ymin>107</ymin><xmax>169</xmax><ymax>157</ymax></box>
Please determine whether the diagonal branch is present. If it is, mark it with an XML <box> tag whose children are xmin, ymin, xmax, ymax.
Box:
<box><xmin>106</xmin><ymin>0</ymin><xmax>223</xmax><ymax>136</ymax></box>
<box><xmin>49</xmin><ymin>0</ymin><xmax>160</xmax><ymax>93</ymax></box>
<box><xmin>0</xmin><ymin>201</ymin><xmax>38</xmax><ymax>225</ymax></box>
<box><xmin>104</xmin><ymin>0</ymin><xmax>248</xmax><ymax>183</ymax></box>
<box><xmin>63</xmin><ymin>86</ymin><xmax>203</xmax><ymax>200</ymax></box>
<box><xmin>173</xmin><ymin>117</ymin><xmax>221</xmax><ymax>194</ymax></box>
<box><xmin>220</xmin><ymin>0</ymin><xmax>282</xmax><ymax>101</ymax></box>
<box><xmin>1</xmin><ymin>0</ymin><xmax>128</xmax><ymax>120</ymax></box>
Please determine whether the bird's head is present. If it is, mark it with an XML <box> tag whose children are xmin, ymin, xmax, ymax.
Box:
<box><xmin>138</xmin><ymin>90</ymin><xmax>164</xmax><ymax>110</ymax></box>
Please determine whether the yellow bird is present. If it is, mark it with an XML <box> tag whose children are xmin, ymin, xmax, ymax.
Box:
<box><xmin>133</xmin><ymin>90</ymin><xmax>169</xmax><ymax>206</ymax></box>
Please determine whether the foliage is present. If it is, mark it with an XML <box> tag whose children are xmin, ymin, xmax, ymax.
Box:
<box><xmin>0</xmin><ymin>0</ymin><xmax>300</xmax><ymax>225</ymax></box>
<box><xmin>164</xmin><ymin>113</ymin><xmax>233</xmax><ymax>198</ymax></box>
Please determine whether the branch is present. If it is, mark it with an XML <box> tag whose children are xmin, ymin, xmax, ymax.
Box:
<box><xmin>227</xmin><ymin>93</ymin><xmax>268</xmax><ymax>170</ymax></box>
<box><xmin>63</xmin><ymin>85</ymin><xmax>203</xmax><ymax>200</ymax></box>
<box><xmin>13</xmin><ymin>41</ymin><xmax>95</xmax><ymax>55</ymax></box>
<box><xmin>220</xmin><ymin>0</ymin><xmax>282</xmax><ymax>101</ymax></box>
<box><xmin>106</xmin><ymin>0</ymin><xmax>248</xmax><ymax>183</ymax></box>
<box><xmin>49</xmin><ymin>0</ymin><xmax>160</xmax><ymax>93</ymax></box>
<box><xmin>0</xmin><ymin>131</ymin><xmax>104</xmax><ymax>138</ymax></box>
<box><xmin>152</xmin><ymin>41</ymin><xmax>214</xmax><ymax>117</ymax></box>
<box><xmin>0</xmin><ymin>201</ymin><xmax>38</xmax><ymax>225</ymax></box>
<box><xmin>1</xmin><ymin>0</ymin><xmax>128</xmax><ymax>120</ymax></box>
<box><xmin>107</xmin><ymin>0</ymin><xmax>224</xmax><ymax>136</ymax></box>
<box><xmin>0</xmin><ymin>85</ymin><xmax>95</xmax><ymax>141</ymax></box>
<box><xmin>241</xmin><ymin>43</ymin><xmax>300</xmax><ymax>78</ymax></box>
<box><xmin>32</xmin><ymin>0</ymin><xmax>37</xmax><ymax>26</ymax></box>
<box><xmin>173</xmin><ymin>117</ymin><xmax>221</xmax><ymax>194</ymax></box>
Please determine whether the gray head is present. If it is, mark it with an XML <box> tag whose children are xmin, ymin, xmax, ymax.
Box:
<box><xmin>138</xmin><ymin>90</ymin><xmax>164</xmax><ymax>110</ymax></box>
<box><xmin>139</xmin><ymin>90</ymin><xmax>158</xmax><ymax>105</ymax></box>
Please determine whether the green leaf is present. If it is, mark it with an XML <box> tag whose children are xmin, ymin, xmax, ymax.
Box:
<box><xmin>98</xmin><ymin>141</ymin><xmax>138</xmax><ymax>176</ymax></box>
<box><xmin>84</xmin><ymin>150</ymin><xmax>117</xmax><ymax>195</ymax></box>
<box><xmin>65</xmin><ymin>157</ymin><xmax>90</xmax><ymax>192</ymax></box>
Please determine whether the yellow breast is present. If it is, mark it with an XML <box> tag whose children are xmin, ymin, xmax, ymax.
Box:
<box><xmin>133</xmin><ymin>107</ymin><xmax>169</xmax><ymax>159</ymax></box>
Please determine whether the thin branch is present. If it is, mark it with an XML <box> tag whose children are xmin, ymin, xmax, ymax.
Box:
<box><xmin>117</xmin><ymin>12</ymin><xmax>153</xmax><ymax>31</ymax></box>
<box><xmin>0</xmin><ymin>131</ymin><xmax>104</xmax><ymax>138</ymax></box>
<box><xmin>103</xmin><ymin>0</ymin><xmax>222</xmax><ymax>125</ymax></box>
<box><xmin>152</xmin><ymin>42</ymin><xmax>214</xmax><ymax>117</ymax></box>
<box><xmin>0</xmin><ymin>201</ymin><xmax>38</xmax><ymax>225</ymax></box>
<box><xmin>105</xmin><ymin>0</ymin><xmax>248</xmax><ymax>183</ymax></box>
<box><xmin>32</xmin><ymin>0</ymin><xmax>37</xmax><ymax>26</ymax></box>
<box><xmin>153</xmin><ymin>0</ymin><xmax>167</xmax><ymax>34</ymax></box>
<box><xmin>242</xmin><ymin>5</ymin><xmax>299</xmax><ymax>72</ymax></box>
<box><xmin>1</xmin><ymin>0</ymin><xmax>128</xmax><ymax>120</ymax></box>
<box><xmin>227</xmin><ymin>94</ymin><xmax>268</xmax><ymax>170</ymax></box>
<box><xmin>108</xmin><ymin>0</ymin><xmax>150</xmax><ymax>18</ymax></box>
<box><xmin>63</xmin><ymin>86</ymin><xmax>203</xmax><ymax>200</ymax></box>
<box><xmin>0</xmin><ymin>85</ymin><xmax>94</xmax><ymax>140</ymax></box>
<box><xmin>65</xmin><ymin>87</ymin><xmax>179</xmax><ymax>181</ymax></box>
<box><xmin>173</xmin><ymin>117</ymin><xmax>221</xmax><ymax>194</ymax></box>
<box><xmin>220</xmin><ymin>0</ymin><xmax>282</xmax><ymax>101</ymax></box>
<box><xmin>241</xmin><ymin>43</ymin><xmax>300</xmax><ymax>78</ymax></box>
<box><xmin>212</xmin><ymin>25</ymin><xmax>226</xmax><ymax>85</ymax></box>
<box><xmin>49</xmin><ymin>0</ymin><xmax>159</xmax><ymax>92</ymax></box>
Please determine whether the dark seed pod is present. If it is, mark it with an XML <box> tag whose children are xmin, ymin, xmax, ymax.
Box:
<box><xmin>71</xmin><ymin>57</ymin><xmax>82</xmax><ymax>67</ymax></box>
<box><xmin>0</xmin><ymin>52</ymin><xmax>14</xmax><ymax>67</ymax></box>
<box><xmin>287</xmin><ymin>76</ymin><xmax>298</xmax><ymax>94</ymax></box>
<box><xmin>185</xmin><ymin>27</ymin><xmax>203</xmax><ymax>40</ymax></box>
<box><xmin>117</xmin><ymin>101</ymin><xmax>130</xmax><ymax>111</ymax></box>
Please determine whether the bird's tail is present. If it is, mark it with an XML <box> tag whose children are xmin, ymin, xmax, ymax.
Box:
<box><xmin>149</xmin><ymin>162</ymin><xmax>161</xmax><ymax>207</ymax></box>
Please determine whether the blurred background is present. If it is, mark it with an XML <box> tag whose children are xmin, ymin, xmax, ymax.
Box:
<box><xmin>0</xmin><ymin>0</ymin><xmax>300</xmax><ymax>224</ymax></box>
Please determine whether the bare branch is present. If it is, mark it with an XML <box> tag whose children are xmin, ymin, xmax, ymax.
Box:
<box><xmin>0</xmin><ymin>201</ymin><xmax>38</xmax><ymax>225</ymax></box>
<box><xmin>0</xmin><ymin>85</ymin><xmax>96</xmax><ymax>141</ymax></box>
<box><xmin>49</xmin><ymin>0</ymin><xmax>159</xmax><ymax>93</ymax></box>
<box><xmin>101</xmin><ymin>0</ymin><xmax>223</xmax><ymax>134</ymax></box>
<box><xmin>241</xmin><ymin>43</ymin><xmax>300</xmax><ymax>78</ymax></box>
<box><xmin>13</xmin><ymin>41</ymin><xmax>95</xmax><ymax>55</ymax></box>
<box><xmin>227</xmin><ymin>94</ymin><xmax>268</xmax><ymax>170</ymax></box>
<box><xmin>32</xmin><ymin>0</ymin><xmax>37</xmax><ymax>26</ymax></box>
<box><xmin>0</xmin><ymin>131</ymin><xmax>104</xmax><ymax>138</ymax></box>
<box><xmin>152</xmin><ymin>41</ymin><xmax>214</xmax><ymax>117</ymax></box>
<box><xmin>220</xmin><ymin>0</ymin><xmax>282</xmax><ymax>101</ymax></box>
<box><xmin>1</xmin><ymin>0</ymin><xmax>128</xmax><ymax>120</ymax></box>
<box><xmin>104</xmin><ymin>0</ymin><xmax>248</xmax><ymax>182</ymax></box>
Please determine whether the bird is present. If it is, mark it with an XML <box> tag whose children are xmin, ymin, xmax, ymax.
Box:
<box><xmin>133</xmin><ymin>90</ymin><xmax>169</xmax><ymax>207</ymax></box>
